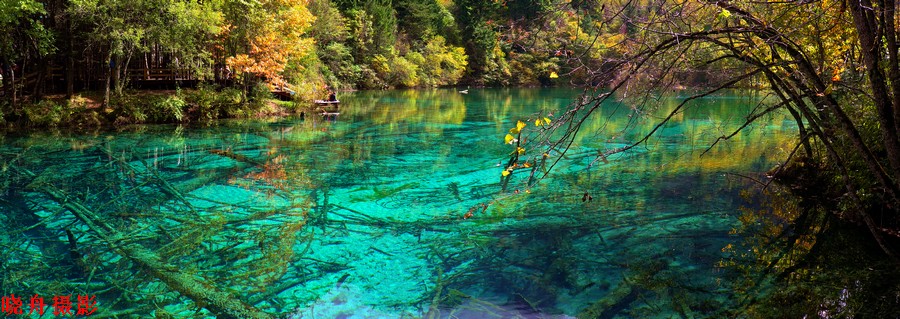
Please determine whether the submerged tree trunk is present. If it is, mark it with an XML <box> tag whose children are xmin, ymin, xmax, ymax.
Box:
<box><xmin>12</xmin><ymin>166</ymin><xmax>275</xmax><ymax>319</ymax></box>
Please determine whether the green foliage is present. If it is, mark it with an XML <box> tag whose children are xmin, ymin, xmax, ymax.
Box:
<box><xmin>94</xmin><ymin>85</ymin><xmax>237</xmax><ymax>123</ymax></box>
<box><xmin>2</xmin><ymin>0</ymin><xmax>613</xmax><ymax>112</ymax></box>
<box><xmin>507</xmin><ymin>53</ymin><xmax>537</xmax><ymax>86</ymax></box>
<box><xmin>66</xmin><ymin>96</ymin><xmax>102</xmax><ymax>127</ymax></box>
<box><xmin>507</xmin><ymin>53</ymin><xmax>558</xmax><ymax>86</ymax></box>
<box><xmin>394</xmin><ymin>0</ymin><xmax>455</xmax><ymax>43</ymax></box>
<box><xmin>184</xmin><ymin>86</ymin><xmax>219</xmax><ymax>121</ymax></box>
<box><xmin>24</xmin><ymin>100</ymin><xmax>69</xmax><ymax>127</ymax></box>
<box><xmin>364</xmin><ymin>0</ymin><xmax>396</xmax><ymax>54</ymax></box>
<box><xmin>356</xmin><ymin>65</ymin><xmax>381</xmax><ymax>89</ymax></box>
<box><xmin>285</xmin><ymin>50</ymin><xmax>329</xmax><ymax>101</ymax></box>
<box><xmin>345</xmin><ymin>9</ymin><xmax>377</xmax><ymax>60</ymax></box>
<box><xmin>320</xmin><ymin>43</ymin><xmax>362</xmax><ymax>87</ymax></box>
<box><xmin>248</xmin><ymin>82</ymin><xmax>272</xmax><ymax>107</ymax></box>
<box><xmin>369</xmin><ymin>54</ymin><xmax>391</xmax><ymax>88</ymax></box>
<box><xmin>506</xmin><ymin>0</ymin><xmax>552</xmax><ymax>21</ymax></box>
<box><xmin>0</xmin><ymin>0</ymin><xmax>52</xmax><ymax>58</ymax></box>
<box><xmin>309</xmin><ymin>0</ymin><xmax>350</xmax><ymax>43</ymax></box>
<box><xmin>151</xmin><ymin>96</ymin><xmax>186</xmax><ymax>122</ymax></box>
<box><xmin>110</xmin><ymin>95</ymin><xmax>148</xmax><ymax>124</ymax></box>
<box><xmin>159</xmin><ymin>1</ymin><xmax>224</xmax><ymax>78</ymax></box>
<box><xmin>416</xmin><ymin>36</ymin><xmax>467</xmax><ymax>86</ymax></box>
<box><xmin>389</xmin><ymin>55</ymin><xmax>420</xmax><ymax>87</ymax></box>
<box><xmin>452</xmin><ymin>0</ymin><xmax>506</xmax><ymax>84</ymax></box>
<box><xmin>480</xmin><ymin>38</ymin><xmax>511</xmax><ymax>85</ymax></box>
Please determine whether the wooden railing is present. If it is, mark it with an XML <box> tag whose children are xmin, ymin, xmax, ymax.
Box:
<box><xmin>43</xmin><ymin>67</ymin><xmax>196</xmax><ymax>81</ymax></box>
<box><xmin>125</xmin><ymin>68</ymin><xmax>196</xmax><ymax>81</ymax></box>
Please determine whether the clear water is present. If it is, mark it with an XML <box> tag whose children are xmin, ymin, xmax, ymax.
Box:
<box><xmin>0</xmin><ymin>88</ymin><xmax>797</xmax><ymax>318</ymax></box>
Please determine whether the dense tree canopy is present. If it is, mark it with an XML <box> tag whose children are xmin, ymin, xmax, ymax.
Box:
<box><xmin>0</xmin><ymin>0</ymin><xmax>611</xmax><ymax>106</ymax></box>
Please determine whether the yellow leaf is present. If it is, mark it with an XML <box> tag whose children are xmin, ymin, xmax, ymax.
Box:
<box><xmin>509</xmin><ymin>127</ymin><xmax>519</xmax><ymax>134</ymax></box>
<box><xmin>543</xmin><ymin>117</ymin><xmax>551</xmax><ymax>125</ymax></box>
<box><xmin>549</xmin><ymin>71</ymin><xmax>559</xmax><ymax>79</ymax></box>
<box><xmin>517</xmin><ymin>147</ymin><xmax>525</xmax><ymax>155</ymax></box>
<box><xmin>720</xmin><ymin>8</ymin><xmax>731</xmax><ymax>18</ymax></box>
<box><xmin>535</xmin><ymin>119</ymin><xmax>541</xmax><ymax>126</ymax></box>
<box><xmin>504</xmin><ymin>134</ymin><xmax>515</xmax><ymax>144</ymax></box>
<box><xmin>517</xmin><ymin>120</ymin><xmax>526</xmax><ymax>131</ymax></box>
<box><xmin>501</xmin><ymin>170</ymin><xmax>510</xmax><ymax>177</ymax></box>
<box><xmin>523</xmin><ymin>162</ymin><xmax>532</xmax><ymax>168</ymax></box>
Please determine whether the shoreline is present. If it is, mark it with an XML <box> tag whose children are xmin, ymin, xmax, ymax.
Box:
<box><xmin>1</xmin><ymin>88</ymin><xmax>313</xmax><ymax>131</ymax></box>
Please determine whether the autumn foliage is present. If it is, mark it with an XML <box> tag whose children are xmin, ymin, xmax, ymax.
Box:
<box><xmin>225</xmin><ymin>0</ymin><xmax>316</xmax><ymax>88</ymax></box>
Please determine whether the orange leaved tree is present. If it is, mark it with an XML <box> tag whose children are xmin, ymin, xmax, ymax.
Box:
<box><xmin>224</xmin><ymin>0</ymin><xmax>316</xmax><ymax>99</ymax></box>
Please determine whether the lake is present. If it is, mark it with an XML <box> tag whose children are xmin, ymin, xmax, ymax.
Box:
<box><xmin>0</xmin><ymin>88</ymin><xmax>797</xmax><ymax>318</ymax></box>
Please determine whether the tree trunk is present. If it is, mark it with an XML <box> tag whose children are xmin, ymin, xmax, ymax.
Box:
<box><xmin>10</xmin><ymin>65</ymin><xmax>16</xmax><ymax>108</ymax></box>
<box><xmin>34</xmin><ymin>57</ymin><xmax>47</xmax><ymax>100</ymax></box>
<box><xmin>66</xmin><ymin>19</ymin><xmax>74</xmax><ymax>99</ymax></box>
<box><xmin>848</xmin><ymin>0</ymin><xmax>900</xmax><ymax>184</ymax></box>
<box><xmin>113</xmin><ymin>53</ymin><xmax>122</xmax><ymax>96</ymax></box>
<box><xmin>103</xmin><ymin>51</ymin><xmax>111</xmax><ymax>108</ymax></box>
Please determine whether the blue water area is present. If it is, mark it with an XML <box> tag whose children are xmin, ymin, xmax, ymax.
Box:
<box><xmin>0</xmin><ymin>88</ymin><xmax>796</xmax><ymax>318</ymax></box>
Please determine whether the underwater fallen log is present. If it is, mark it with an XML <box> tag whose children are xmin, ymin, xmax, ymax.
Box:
<box><xmin>14</xmin><ymin>166</ymin><xmax>275</xmax><ymax>319</ymax></box>
<box><xmin>577</xmin><ymin>280</ymin><xmax>642</xmax><ymax>319</ymax></box>
<box><xmin>209</xmin><ymin>148</ymin><xmax>265</xmax><ymax>166</ymax></box>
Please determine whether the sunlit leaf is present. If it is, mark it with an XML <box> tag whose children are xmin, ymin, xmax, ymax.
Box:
<box><xmin>501</xmin><ymin>170</ymin><xmax>510</xmax><ymax>177</ymax></box>
<box><xmin>504</xmin><ymin>134</ymin><xmax>515</xmax><ymax>144</ymax></box>
<box><xmin>549</xmin><ymin>71</ymin><xmax>559</xmax><ymax>79</ymax></box>
<box><xmin>720</xmin><ymin>8</ymin><xmax>731</xmax><ymax>18</ymax></box>
<box><xmin>509</xmin><ymin>127</ymin><xmax>519</xmax><ymax>134</ymax></box>
<box><xmin>517</xmin><ymin>147</ymin><xmax>525</xmax><ymax>155</ymax></box>
<box><xmin>517</xmin><ymin>120</ymin><xmax>526</xmax><ymax>131</ymax></box>
<box><xmin>535</xmin><ymin>117</ymin><xmax>552</xmax><ymax>126</ymax></box>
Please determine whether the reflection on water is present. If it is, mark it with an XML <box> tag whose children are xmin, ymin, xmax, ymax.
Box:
<box><xmin>0</xmin><ymin>88</ymin><xmax>797</xmax><ymax>318</ymax></box>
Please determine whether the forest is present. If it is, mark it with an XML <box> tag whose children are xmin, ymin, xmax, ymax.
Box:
<box><xmin>0</xmin><ymin>0</ymin><xmax>616</xmax><ymax>126</ymax></box>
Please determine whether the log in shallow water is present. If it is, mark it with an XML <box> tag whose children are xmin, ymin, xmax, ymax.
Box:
<box><xmin>12</xmin><ymin>166</ymin><xmax>275</xmax><ymax>319</ymax></box>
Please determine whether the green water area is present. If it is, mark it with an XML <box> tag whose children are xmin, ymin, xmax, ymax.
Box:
<box><xmin>1</xmin><ymin>88</ymin><xmax>797</xmax><ymax>318</ymax></box>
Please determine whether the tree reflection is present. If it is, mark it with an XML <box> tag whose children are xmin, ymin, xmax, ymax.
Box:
<box><xmin>727</xmin><ymin>182</ymin><xmax>900</xmax><ymax>318</ymax></box>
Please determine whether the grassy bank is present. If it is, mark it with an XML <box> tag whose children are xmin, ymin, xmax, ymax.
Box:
<box><xmin>0</xmin><ymin>84</ymin><xmax>313</xmax><ymax>130</ymax></box>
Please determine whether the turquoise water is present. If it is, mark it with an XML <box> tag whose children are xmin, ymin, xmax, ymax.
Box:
<box><xmin>0</xmin><ymin>88</ymin><xmax>796</xmax><ymax>318</ymax></box>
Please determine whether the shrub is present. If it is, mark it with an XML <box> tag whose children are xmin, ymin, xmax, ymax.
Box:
<box><xmin>390</xmin><ymin>55</ymin><xmax>420</xmax><ymax>87</ymax></box>
<box><xmin>24</xmin><ymin>100</ymin><xmax>69</xmax><ymax>127</ymax></box>
<box><xmin>321</xmin><ymin>43</ymin><xmax>361</xmax><ymax>86</ymax></box>
<box><xmin>111</xmin><ymin>95</ymin><xmax>148</xmax><ymax>124</ymax></box>
<box><xmin>418</xmin><ymin>36</ymin><xmax>468</xmax><ymax>86</ymax></box>
<box><xmin>151</xmin><ymin>95</ymin><xmax>187</xmax><ymax>122</ymax></box>
<box><xmin>184</xmin><ymin>85</ymin><xmax>221</xmax><ymax>121</ymax></box>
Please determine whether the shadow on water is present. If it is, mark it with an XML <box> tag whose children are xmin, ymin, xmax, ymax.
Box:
<box><xmin>721</xmin><ymin>181</ymin><xmax>900</xmax><ymax>318</ymax></box>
